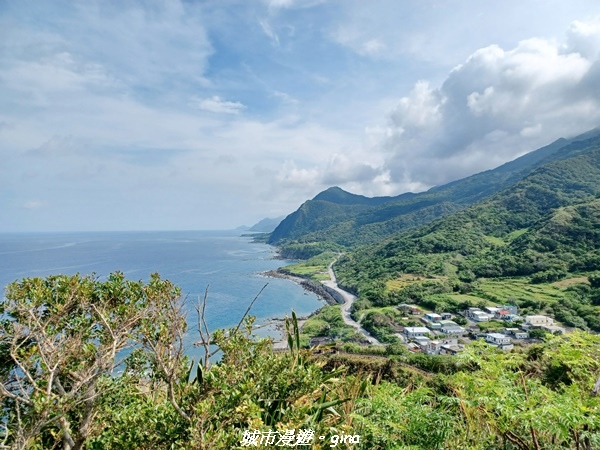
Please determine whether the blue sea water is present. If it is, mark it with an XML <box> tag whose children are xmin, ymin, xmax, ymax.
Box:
<box><xmin>0</xmin><ymin>230</ymin><xmax>323</xmax><ymax>357</ymax></box>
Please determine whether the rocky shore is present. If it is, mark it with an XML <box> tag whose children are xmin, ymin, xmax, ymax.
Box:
<box><xmin>262</xmin><ymin>269</ymin><xmax>341</xmax><ymax>306</ymax></box>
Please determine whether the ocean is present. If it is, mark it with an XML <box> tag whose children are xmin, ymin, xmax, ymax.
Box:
<box><xmin>0</xmin><ymin>230</ymin><xmax>323</xmax><ymax>357</ymax></box>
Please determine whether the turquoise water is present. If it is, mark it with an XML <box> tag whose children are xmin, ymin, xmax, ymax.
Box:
<box><xmin>0</xmin><ymin>230</ymin><xmax>323</xmax><ymax>356</ymax></box>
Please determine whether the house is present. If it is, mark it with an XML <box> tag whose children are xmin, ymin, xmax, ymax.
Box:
<box><xmin>426</xmin><ymin>340</ymin><xmax>442</xmax><ymax>355</ymax></box>
<box><xmin>525</xmin><ymin>315</ymin><xmax>554</xmax><ymax>327</ymax></box>
<box><xmin>485</xmin><ymin>333</ymin><xmax>511</xmax><ymax>345</ymax></box>
<box><xmin>505</xmin><ymin>328</ymin><xmax>528</xmax><ymax>339</ymax></box>
<box><xmin>465</xmin><ymin>307</ymin><xmax>492</xmax><ymax>322</ymax></box>
<box><xmin>495</xmin><ymin>305</ymin><xmax>520</xmax><ymax>321</ymax></box>
<box><xmin>439</xmin><ymin>320</ymin><xmax>466</xmax><ymax>335</ymax></box>
<box><xmin>501</xmin><ymin>305</ymin><xmax>518</xmax><ymax>315</ymax></box>
<box><xmin>484</xmin><ymin>306</ymin><xmax>500</xmax><ymax>315</ymax></box>
<box><xmin>494</xmin><ymin>309</ymin><xmax>512</xmax><ymax>320</ymax></box>
<box><xmin>485</xmin><ymin>333</ymin><xmax>514</xmax><ymax>351</ymax></box>
<box><xmin>424</xmin><ymin>313</ymin><xmax>442</xmax><ymax>322</ymax></box>
<box><xmin>439</xmin><ymin>344</ymin><xmax>463</xmax><ymax>355</ymax></box>
<box><xmin>426</xmin><ymin>337</ymin><xmax>459</xmax><ymax>355</ymax></box>
<box><xmin>413</xmin><ymin>336</ymin><xmax>431</xmax><ymax>352</ymax></box>
<box><xmin>426</xmin><ymin>321</ymin><xmax>442</xmax><ymax>330</ymax></box>
<box><xmin>441</xmin><ymin>312</ymin><xmax>453</xmax><ymax>320</ymax></box>
<box><xmin>406</xmin><ymin>342</ymin><xmax>421</xmax><ymax>352</ymax></box>
<box><xmin>404</xmin><ymin>327</ymin><xmax>431</xmax><ymax>338</ymax></box>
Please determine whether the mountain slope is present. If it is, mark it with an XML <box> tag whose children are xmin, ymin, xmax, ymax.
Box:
<box><xmin>248</xmin><ymin>216</ymin><xmax>284</xmax><ymax>232</ymax></box>
<box><xmin>270</xmin><ymin>128</ymin><xmax>600</xmax><ymax>249</ymax></box>
<box><xmin>335</xmin><ymin>148</ymin><xmax>600</xmax><ymax>289</ymax></box>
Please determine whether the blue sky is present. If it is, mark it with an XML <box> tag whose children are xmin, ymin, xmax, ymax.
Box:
<box><xmin>1</xmin><ymin>0</ymin><xmax>600</xmax><ymax>231</ymax></box>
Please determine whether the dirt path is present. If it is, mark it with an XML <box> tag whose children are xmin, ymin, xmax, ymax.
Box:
<box><xmin>321</xmin><ymin>262</ymin><xmax>382</xmax><ymax>345</ymax></box>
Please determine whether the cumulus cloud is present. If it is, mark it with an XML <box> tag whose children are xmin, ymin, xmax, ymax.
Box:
<box><xmin>274</xmin><ymin>152</ymin><xmax>382</xmax><ymax>197</ymax></box>
<box><xmin>378</xmin><ymin>21</ymin><xmax>600</xmax><ymax>191</ymax></box>
<box><xmin>276</xmin><ymin>160</ymin><xmax>320</xmax><ymax>187</ymax></box>
<box><xmin>321</xmin><ymin>153</ymin><xmax>380</xmax><ymax>185</ymax></box>
<box><xmin>192</xmin><ymin>96</ymin><xmax>246</xmax><ymax>114</ymax></box>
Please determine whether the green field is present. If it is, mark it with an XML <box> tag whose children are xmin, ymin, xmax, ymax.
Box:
<box><xmin>385</xmin><ymin>274</ymin><xmax>447</xmax><ymax>292</ymax></box>
<box><xmin>280</xmin><ymin>251</ymin><xmax>337</xmax><ymax>281</ymax></box>
<box><xmin>476</xmin><ymin>277</ymin><xmax>565</xmax><ymax>304</ymax></box>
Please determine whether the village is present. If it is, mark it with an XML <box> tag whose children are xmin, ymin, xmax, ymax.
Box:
<box><xmin>392</xmin><ymin>303</ymin><xmax>567</xmax><ymax>355</ymax></box>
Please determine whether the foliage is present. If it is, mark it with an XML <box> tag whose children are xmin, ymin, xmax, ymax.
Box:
<box><xmin>0</xmin><ymin>272</ymin><xmax>186</xmax><ymax>450</ymax></box>
<box><xmin>2</xmin><ymin>272</ymin><xmax>600</xmax><ymax>448</ymax></box>
<box><xmin>300</xmin><ymin>306</ymin><xmax>363</xmax><ymax>343</ymax></box>
<box><xmin>360</xmin><ymin>311</ymin><xmax>400</xmax><ymax>344</ymax></box>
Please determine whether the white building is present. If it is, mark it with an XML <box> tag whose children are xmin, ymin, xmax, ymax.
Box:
<box><xmin>466</xmin><ymin>307</ymin><xmax>492</xmax><ymax>322</ymax></box>
<box><xmin>525</xmin><ymin>315</ymin><xmax>554</xmax><ymax>326</ymax></box>
<box><xmin>485</xmin><ymin>333</ymin><xmax>513</xmax><ymax>351</ymax></box>
<box><xmin>485</xmin><ymin>333</ymin><xmax>511</xmax><ymax>345</ymax></box>
<box><xmin>424</xmin><ymin>313</ymin><xmax>442</xmax><ymax>322</ymax></box>
<box><xmin>471</xmin><ymin>311</ymin><xmax>492</xmax><ymax>322</ymax></box>
<box><xmin>505</xmin><ymin>328</ymin><xmax>529</xmax><ymax>339</ymax></box>
<box><xmin>440</xmin><ymin>321</ymin><xmax>466</xmax><ymax>335</ymax></box>
<box><xmin>426</xmin><ymin>338</ymin><xmax>458</xmax><ymax>355</ymax></box>
<box><xmin>404</xmin><ymin>327</ymin><xmax>431</xmax><ymax>338</ymax></box>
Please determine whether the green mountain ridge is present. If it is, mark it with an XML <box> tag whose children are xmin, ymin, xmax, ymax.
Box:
<box><xmin>333</xmin><ymin>147</ymin><xmax>600</xmax><ymax>330</ymax></box>
<box><xmin>269</xmin><ymin>128</ymin><xmax>600</xmax><ymax>253</ymax></box>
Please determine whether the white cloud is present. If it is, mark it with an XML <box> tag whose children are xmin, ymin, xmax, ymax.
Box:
<box><xmin>259</xmin><ymin>19</ymin><xmax>280</xmax><ymax>45</ymax></box>
<box><xmin>2</xmin><ymin>1</ymin><xmax>600</xmax><ymax>231</ymax></box>
<box><xmin>192</xmin><ymin>96</ymin><xmax>246</xmax><ymax>114</ymax></box>
<box><xmin>377</xmin><ymin>20</ymin><xmax>600</xmax><ymax>191</ymax></box>
<box><xmin>276</xmin><ymin>161</ymin><xmax>320</xmax><ymax>186</ymax></box>
<box><xmin>565</xmin><ymin>20</ymin><xmax>600</xmax><ymax>58</ymax></box>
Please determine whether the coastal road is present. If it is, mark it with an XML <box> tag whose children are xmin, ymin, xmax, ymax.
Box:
<box><xmin>322</xmin><ymin>262</ymin><xmax>382</xmax><ymax>345</ymax></box>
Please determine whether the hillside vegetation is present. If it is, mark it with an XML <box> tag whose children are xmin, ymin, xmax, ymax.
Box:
<box><xmin>1</xmin><ymin>273</ymin><xmax>599</xmax><ymax>449</ymax></box>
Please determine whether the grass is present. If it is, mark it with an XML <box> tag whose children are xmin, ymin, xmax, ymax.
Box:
<box><xmin>506</xmin><ymin>228</ymin><xmax>529</xmax><ymax>241</ymax></box>
<box><xmin>483</xmin><ymin>235</ymin><xmax>505</xmax><ymax>246</ymax></box>
<box><xmin>436</xmin><ymin>293</ymin><xmax>493</xmax><ymax>305</ymax></box>
<box><xmin>281</xmin><ymin>251</ymin><xmax>337</xmax><ymax>281</ymax></box>
<box><xmin>475</xmin><ymin>277</ymin><xmax>564</xmax><ymax>304</ymax></box>
<box><xmin>385</xmin><ymin>274</ymin><xmax>448</xmax><ymax>292</ymax></box>
<box><xmin>552</xmin><ymin>276</ymin><xmax>590</xmax><ymax>288</ymax></box>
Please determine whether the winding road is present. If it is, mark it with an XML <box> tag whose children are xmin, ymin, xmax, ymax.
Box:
<box><xmin>321</xmin><ymin>262</ymin><xmax>382</xmax><ymax>345</ymax></box>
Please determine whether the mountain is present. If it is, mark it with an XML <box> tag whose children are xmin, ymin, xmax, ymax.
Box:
<box><xmin>269</xmin><ymin>128</ymin><xmax>600</xmax><ymax>250</ymax></box>
<box><xmin>248</xmin><ymin>216</ymin><xmax>284</xmax><ymax>232</ymax></box>
<box><xmin>332</xmin><ymin>147</ymin><xmax>600</xmax><ymax>331</ymax></box>
<box><xmin>312</xmin><ymin>186</ymin><xmax>396</xmax><ymax>205</ymax></box>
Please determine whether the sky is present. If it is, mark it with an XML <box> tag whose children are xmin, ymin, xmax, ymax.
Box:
<box><xmin>1</xmin><ymin>0</ymin><xmax>600</xmax><ymax>231</ymax></box>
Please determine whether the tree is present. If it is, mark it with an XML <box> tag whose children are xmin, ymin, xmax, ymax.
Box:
<box><xmin>589</xmin><ymin>271</ymin><xmax>600</xmax><ymax>288</ymax></box>
<box><xmin>528</xmin><ymin>328</ymin><xmax>548</xmax><ymax>340</ymax></box>
<box><xmin>0</xmin><ymin>272</ymin><xmax>186</xmax><ymax>450</ymax></box>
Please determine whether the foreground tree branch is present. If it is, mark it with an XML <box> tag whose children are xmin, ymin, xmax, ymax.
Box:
<box><xmin>0</xmin><ymin>272</ymin><xmax>185</xmax><ymax>449</ymax></box>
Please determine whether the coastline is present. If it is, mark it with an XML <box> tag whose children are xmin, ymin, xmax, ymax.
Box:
<box><xmin>262</xmin><ymin>269</ymin><xmax>341</xmax><ymax>306</ymax></box>
<box><xmin>259</xmin><ymin>268</ymin><xmax>330</xmax><ymax>349</ymax></box>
